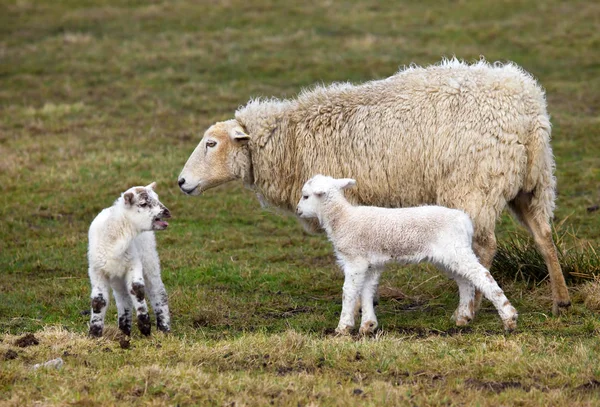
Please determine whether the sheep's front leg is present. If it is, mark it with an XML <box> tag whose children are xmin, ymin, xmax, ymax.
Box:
<box><xmin>144</xmin><ymin>266</ymin><xmax>170</xmax><ymax>333</ymax></box>
<box><xmin>136</xmin><ymin>233</ymin><xmax>170</xmax><ymax>333</ymax></box>
<box><xmin>359</xmin><ymin>265</ymin><xmax>382</xmax><ymax>336</ymax></box>
<box><xmin>112</xmin><ymin>278</ymin><xmax>134</xmax><ymax>336</ymax></box>
<box><xmin>89</xmin><ymin>270</ymin><xmax>110</xmax><ymax>338</ymax></box>
<box><xmin>127</xmin><ymin>261</ymin><xmax>151</xmax><ymax>336</ymax></box>
<box><xmin>337</xmin><ymin>259</ymin><xmax>368</xmax><ymax>335</ymax></box>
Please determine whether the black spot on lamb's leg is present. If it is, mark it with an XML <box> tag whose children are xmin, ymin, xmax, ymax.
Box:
<box><xmin>137</xmin><ymin>309</ymin><xmax>151</xmax><ymax>336</ymax></box>
<box><xmin>118</xmin><ymin>308</ymin><xmax>132</xmax><ymax>336</ymax></box>
<box><xmin>153</xmin><ymin>290</ymin><xmax>171</xmax><ymax>333</ymax></box>
<box><xmin>155</xmin><ymin>309</ymin><xmax>170</xmax><ymax>333</ymax></box>
<box><xmin>130</xmin><ymin>282</ymin><xmax>145</xmax><ymax>302</ymax></box>
<box><xmin>89</xmin><ymin>293</ymin><xmax>107</xmax><ymax>337</ymax></box>
<box><xmin>91</xmin><ymin>294</ymin><xmax>107</xmax><ymax>314</ymax></box>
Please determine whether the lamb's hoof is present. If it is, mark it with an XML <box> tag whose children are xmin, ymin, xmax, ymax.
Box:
<box><xmin>335</xmin><ymin>325</ymin><xmax>353</xmax><ymax>336</ymax></box>
<box><xmin>502</xmin><ymin>311</ymin><xmax>519</xmax><ymax>332</ymax></box>
<box><xmin>552</xmin><ymin>300</ymin><xmax>571</xmax><ymax>317</ymax></box>
<box><xmin>137</xmin><ymin>314</ymin><xmax>152</xmax><ymax>337</ymax></box>
<box><xmin>359</xmin><ymin>320</ymin><xmax>378</xmax><ymax>336</ymax></box>
<box><xmin>452</xmin><ymin>310</ymin><xmax>473</xmax><ymax>327</ymax></box>
<box><xmin>88</xmin><ymin>325</ymin><xmax>103</xmax><ymax>338</ymax></box>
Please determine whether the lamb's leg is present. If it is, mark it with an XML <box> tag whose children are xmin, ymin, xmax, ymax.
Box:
<box><xmin>358</xmin><ymin>265</ymin><xmax>382</xmax><ymax>336</ymax></box>
<box><xmin>337</xmin><ymin>259</ymin><xmax>369</xmax><ymax>335</ymax></box>
<box><xmin>471</xmin><ymin>232</ymin><xmax>497</xmax><ymax>314</ymax></box>
<box><xmin>112</xmin><ymin>278</ymin><xmax>133</xmax><ymax>336</ymax></box>
<box><xmin>89</xmin><ymin>271</ymin><xmax>110</xmax><ymax>338</ymax></box>
<box><xmin>127</xmin><ymin>261</ymin><xmax>151</xmax><ymax>336</ymax></box>
<box><xmin>142</xmin><ymin>253</ymin><xmax>170</xmax><ymax>333</ymax></box>
<box><xmin>450</xmin><ymin>275</ymin><xmax>476</xmax><ymax>326</ymax></box>
<box><xmin>446</xmin><ymin>252</ymin><xmax>518</xmax><ymax>331</ymax></box>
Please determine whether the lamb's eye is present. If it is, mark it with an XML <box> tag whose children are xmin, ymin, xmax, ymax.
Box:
<box><xmin>140</xmin><ymin>202</ymin><xmax>149</xmax><ymax>208</ymax></box>
<box><xmin>302</xmin><ymin>195</ymin><xmax>309</xmax><ymax>200</ymax></box>
<box><xmin>206</xmin><ymin>140</ymin><xmax>217</xmax><ymax>148</ymax></box>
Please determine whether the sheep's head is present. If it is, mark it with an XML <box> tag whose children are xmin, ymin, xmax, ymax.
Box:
<box><xmin>122</xmin><ymin>182</ymin><xmax>172</xmax><ymax>231</ymax></box>
<box><xmin>296</xmin><ymin>175</ymin><xmax>356</xmax><ymax>219</ymax></box>
<box><xmin>178</xmin><ymin>120</ymin><xmax>251</xmax><ymax>196</ymax></box>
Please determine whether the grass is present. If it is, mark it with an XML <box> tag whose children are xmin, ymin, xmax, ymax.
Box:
<box><xmin>1</xmin><ymin>0</ymin><xmax>599</xmax><ymax>405</ymax></box>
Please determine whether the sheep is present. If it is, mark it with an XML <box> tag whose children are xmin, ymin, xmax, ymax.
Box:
<box><xmin>87</xmin><ymin>182</ymin><xmax>172</xmax><ymax>338</ymax></box>
<box><xmin>178</xmin><ymin>57</ymin><xmax>570</xmax><ymax>317</ymax></box>
<box><xmin>296</xmin><ymin>175</ymin><xmax>518</xmax><ymax>334</ymax></box>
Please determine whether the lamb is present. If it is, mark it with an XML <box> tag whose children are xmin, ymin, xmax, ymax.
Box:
<box><xmin>296</xmin><ymin>175</ymin><xmax>518</xmax><ymax>334</ymax></box>
<box><xmin>87</xmin><ymin>182</ymin><xmax>172</xmax><ymax>337</ymax></box>
<box><xmin>178</xmin><ymin>58</ymin><xmax>570</xmax><ymax>317</ymax></box>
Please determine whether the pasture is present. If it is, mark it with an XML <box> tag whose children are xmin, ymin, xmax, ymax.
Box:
<box><xmin>1</xmin><ymin>0</ymin><xmax>599</xmax><ymax>405</ymax></box>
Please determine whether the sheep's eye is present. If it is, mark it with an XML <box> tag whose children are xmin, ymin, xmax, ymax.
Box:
<box><xmin>302</xmin><ymin>195</ymin><xmax>309</xmax><ymax>200</ymax></box>
<box><xmin>206</xmin><ymin>140</ymin><xmax>217</xmax><ymax>148</ymax></box>
<box><xmin>140</xmin><ymin>202</ymin><xmax>149</xmax><ymax>208</ymax></box>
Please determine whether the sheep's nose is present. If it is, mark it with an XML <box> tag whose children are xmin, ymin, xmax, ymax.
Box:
<box><xmin>178</xmin><ymin>178</ymin><xmax>186</xmax><ymax>187</ymax></box>
<box><xmin>163</xmin><ymin>208</ymin><xmax>172</xmax><ymax>219</ymax></box>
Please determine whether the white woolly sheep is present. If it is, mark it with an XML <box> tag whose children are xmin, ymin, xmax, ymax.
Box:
<box><xmin>88</xmin><ymin>182</ymin><xmax>172</xmax><ymax>337</ymax></box>
<box><xmin>296</xmin><ymin>175</ymin><xmax>518</xmax><ymax>334</ymax></box>
<box><xmin>178</xmin><ymin>58</ymin><xmax>569</xmax><ymax>317</ymax></box>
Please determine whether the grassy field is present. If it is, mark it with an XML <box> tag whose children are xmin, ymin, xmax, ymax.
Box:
<box><xmin>1</xmin><ymin>0</ymin><xmax>599</xmax><ymax>405</ymax></box>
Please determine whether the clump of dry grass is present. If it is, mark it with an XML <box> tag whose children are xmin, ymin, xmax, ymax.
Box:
<box><xmin>576</xmin><ymin>276</ymin><xmax>600</xmax><ymax>311</ymax></box>
<box><xmin>493</xmin><ymin>227</ymin><xmax>600</xmax><ymax>283</ymax></box>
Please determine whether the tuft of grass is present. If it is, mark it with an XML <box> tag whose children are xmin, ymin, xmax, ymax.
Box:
<box><xmin>493</xmin><ymin>226</ymin><xmax>600</xmax><ymax>284</ymax></box>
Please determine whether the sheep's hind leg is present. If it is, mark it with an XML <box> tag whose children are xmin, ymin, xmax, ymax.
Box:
<box><xmin>359</xmin><ymin>265</ymin><xmax>383</xmax><ymax>336</ymax></box>
<box><xmin>509</xmin><ymin>191</ymin><xmax>570</xmax><ymax>315</ymax></box>
<box><xmin>337</xmin><ymin>259</ymin><xmax>369</xmax><ymax>335</ymax></box>
<box><xmin>449</xmin><ymin>253</ymin><xmax>518</xmax><ymax>331</ymax></box>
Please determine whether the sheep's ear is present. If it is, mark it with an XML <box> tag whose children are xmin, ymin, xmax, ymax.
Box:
<box><xmin>124</xmin><ymin>192</ymin><xmax>135</xmax><ymax>206</ymax></box>
<box><xmin>230</xmin><ymin>127</ymin><xmax>251</xmax><ymax>143</ymax></box>
<box><xmin>336</xmin><ymin>178</ymin><xmax>357</xmax><ymax>190</ymax></box>
<box><xmin>146</xmin><ymin>182</ymin><xmax>156</xmax><ymax>190</ymax></box>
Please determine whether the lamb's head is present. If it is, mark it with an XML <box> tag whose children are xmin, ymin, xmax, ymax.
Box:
<box><xmin>296</xmin><ymin>175</ymin><xmax>356</xmax><ymax>219</ymax></box>
<box><xmin>122</xmin><ymin>182</ymin><xmax>172</xmax><ymax>231</ymax></box>
<box><xmin>178</xmin><ymin>120</ymin><xmax>251</xmax><ymax>196</ymax></box>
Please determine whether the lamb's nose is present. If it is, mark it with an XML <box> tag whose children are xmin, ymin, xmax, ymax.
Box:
<box><xmin>178</xmin><ymin>178</ymin><xmax>185</xmax><ymax>187</ymax></box>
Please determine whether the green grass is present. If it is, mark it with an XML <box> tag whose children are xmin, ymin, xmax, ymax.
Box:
<box><xmin>1</xmin><ymin>0</ymin><xmax>599</xmax><ymax>405</ymax></box>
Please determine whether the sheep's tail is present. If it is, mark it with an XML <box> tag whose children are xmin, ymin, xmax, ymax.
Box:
<box><xmin>522</xmin><ymin>114</ymin><xmax>557</xmax><ymax>222</ymax></box>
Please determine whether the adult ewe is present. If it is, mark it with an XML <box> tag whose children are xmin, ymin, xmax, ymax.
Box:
<box><xmin>178</xmin><ymin>58</ymin><xmax>570</xmax><ymax>316</ymax></box>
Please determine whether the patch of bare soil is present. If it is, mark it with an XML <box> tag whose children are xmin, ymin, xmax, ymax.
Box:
<box><xmin>14</xmin><ymin>333</ymin><xmax>39</xmax><ymax>347</ymax></box>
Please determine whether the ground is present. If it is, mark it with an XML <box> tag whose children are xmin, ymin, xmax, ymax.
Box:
<box><xmin>1</xmin><ymin>0</ymin><xmax>599</xmax><ymax>405</ymax></box>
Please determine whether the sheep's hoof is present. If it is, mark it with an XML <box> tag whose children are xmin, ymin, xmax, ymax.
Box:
<box><xmin>359</xmin><ymin>320</ymin><xmax>378</xmax><ymax>336</ymax></box>
<box><xmin>552</xmin><ymin>300</ymin><xmax>571</xmax><ymax>317</ymax></box>
<box><xmin>334</xmin><ymin>325</ymin><xmax>353</xmax><ymax>336</ymax></box>
<box><xmin>502</xmin><ymin>311</ymin><xmax>519</xmax><ymax>332</ymax></box>
<box><xmin>452</xmin><ymin>310</ymin><xmax>473</xmax><ymax>327</ymax></box>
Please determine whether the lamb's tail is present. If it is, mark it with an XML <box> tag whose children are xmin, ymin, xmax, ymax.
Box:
<box><xmin>521</xmin><ymin>114</ymin><xmax>556</xmax><ymax>222</ymax></box>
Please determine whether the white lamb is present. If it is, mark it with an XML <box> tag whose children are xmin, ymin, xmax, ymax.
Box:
<box><xmin>87</xmin><ymin>182</ymin><xmax>172</xmax><ymax>337</ymax></box>
<box><xmin>296</xmin><ymin>175</ymin><xmax>518</xmax><ymax>335</ymax></box>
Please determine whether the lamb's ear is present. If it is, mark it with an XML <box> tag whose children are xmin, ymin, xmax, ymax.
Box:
<box><xmin>146</xmin><ymin>182</ymin><xmax>156</xmax><ymax>190</ymax></box>
<box><xmin>123</xmin><ymin>192</ymin><xmax>135</xmax><ymax>206</ymax></box>
<box><xmin>229</xmin><ymin>126</ymin><xmax>251</xmax><ymax>144</ymax></box>
<box><xmin>335</xmin><ymin>178</ymin><xmax>357</xmax><ymax>190</ymax></box>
